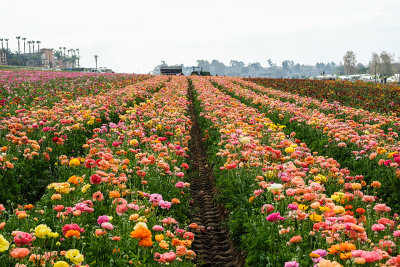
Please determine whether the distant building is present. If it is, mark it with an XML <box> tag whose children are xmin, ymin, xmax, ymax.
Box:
<box><xmin>160</xmin><ymin>66</ymin><xmax>183</xmax><ymax>75</ymax></box>
<box><xmin>25</xmin><ymin>48</ymin><xmax>56</xmax><ymax>68</ymax></box>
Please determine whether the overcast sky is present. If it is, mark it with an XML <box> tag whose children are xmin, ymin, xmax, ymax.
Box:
<box><xmin>2</xmin><ymin>0</ymin><xmax>399</xmax><ymax>73</ymax></box>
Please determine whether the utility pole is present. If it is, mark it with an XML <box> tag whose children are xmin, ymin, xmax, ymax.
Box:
<box><xmin>94</xmin><ymin>54</ymin><xmax>98</xmax><ymax>69</ymax></box>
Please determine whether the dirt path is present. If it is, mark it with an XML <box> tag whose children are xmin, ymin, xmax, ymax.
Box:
<box><xmin>187</xmin><ymin>80</ymin><xmax>244</xmax><ymax>267</ymax></box>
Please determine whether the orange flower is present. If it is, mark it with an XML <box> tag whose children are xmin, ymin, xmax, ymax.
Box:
<box><xmin>68</xmin><ymin>176</ymin><xmax>83</xmax><ymax>185</ymax></box>
<box><xmin>328</xmin><ymin>244</ymin><xmax>341</xmax><ymax>255</ymax></box>
<box><xmin>131</xmin><ymin>228</ymin><xmax>151</xmax><ymax>239</ymax></box>
<box><xmin>289</xmin><ymin>235</ymin><xmax>302</xmax><ymax>244</ymax></box>
<box><xmin>340</xmin><ymin>242</ymin><xmax>356</xmax><ymax>252</ymax></box>
<box><xmin>189</xmin><ymin>223</ymin><xmax>198</xmax><ymax>230</ymax></box>
<box><xmin>176</xmin><ymin>245</ymin><xmax>187</xmax><ymax>257</ymax></box>
<box><xmin>51</xmin><ymin>194</ymin><xmax>62</xmax><ymax>200</ymax></box>
<box><xmin>340</xmin><ymin>252</ymin><xmax>352</xmax><ymax>260</ymax></box>
<box><xmin>171</xmin><ymin>238</ymin><xmax>183</xmax><ymax>247</ymax></box>
<box><xmin>356</xmin><ymin>208</ymin><xmax>365</xmax><ymax>214</ymax></box>
<box><xmin>16</xmin><ymin>210</ymin><xmax>28</xmax><ymax>219</ymax></box>
<box><xmin>24</xmin><ymin>204</ymin><xmax>34</xmax><ymax>210</ymax></box>
<box><xmin>95</xmin><ymin>229</ymin><xmax>106</xmax><ymax>237</ymax></box>
<box><xmin>172</xmin><ymin>198</ymin><xmax>180</xmax><ymax>204</ymax></box>
<box><xmin>139</xmin><ymin>237</ymin><xmax>153</xmax><ymax>247</ymax></box>
<box><xmin>109</xmin><ymin>191</ymin><xmax>121</xmax><ymax>198</ymax></box>
<box><xmin>65</xmin><ymin>230</ymin><xmax>80</xmax><ymax>239</ymax></box>
<box><xmin>371</xmin><ymin>181</ymin><xmax>381</xmax><ymax>188</ymax></box>
<box><xmin>159</xmin><ymin>240</ymin><xmax>169</xmax><ymax>249</ymax></box>
<box><xmin>182</xmin><ymin>239</ymin><xmax>192</xmax><ymax>247</ymax></box>
<box><xmin>10</xmin><ymin>248</ymin><xmax>30</xmax><ymax>259</ymax></box>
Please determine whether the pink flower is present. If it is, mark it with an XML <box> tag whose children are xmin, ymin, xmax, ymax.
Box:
<box><xmin>374</xmin><ymin>204</ymin><xmax>391</xmax><ymax>213</ymax></box>
<box><xmin>97</xmin><ymin>215</ymin><xmax>109</xmax><ymax>225</ymax></box>
<box><xmin>176</xmin><ymin>172</ymin><xmax>184</xmax><ymax>178</ymax></box>
<box><xmin>363</xmin><ymin>251</ymin><xmax>383</xmax><ymax>263</ymax></box>
<box><xmin>101</xmin><ymin>222</ymin><xmax>114</xmax><ymax>231</ymax></box>
<box><xmin>262</xmin><ymin>204</ymin><xmax>274</xmax><ymax>213</ymax></box>
<box><xmin>127</xmin><ymin>203</ymin><xmax>139</xmax><ymax>210</ymax></box>
<box><xmin>393</xmin><ymin>230</ymin><xmax>400</xmax><ymax>237</ymax></box>
<box><xmin>116</xmin><ymin>204</ymin><xmax>128</xmax><ymax>215</ymax></box>
<box><xmin>159</xmin><ymin>200</ymin><xmax>172</xmax><ymax>210</ymax></box>
<box><xmin>149</xmin><ymin>193</ymin><xmax>163</xmax><ymax>204</ymax></box>
<box><xmin>284</xmin><ymin>261</ymin><xmax>299</xmax><ymax>267</ymax></box>
<box><xmin>183</xmin><ymin>232</ymin><xmax>194</xmax><ymax>241</ymax></box>
<box><xmin>266</xmin><ymin>212</ymin><xmax>285</xmax><ymax>222</ymax></box>
<box><xmin>286</xmin><ymin>188</ymin><xmax>296</xmax><ymax>196</ymax></box>
<box><xmin>162</xmin><ymin>217</ymin><xmax>178</xmax><ymax>225</ymax></box>
<box><xmin>93</xmin><ymin>191</ymin><xmax>104</xmax><ymax>201</ymax></box>
<box><xmin>14</xmin><ymin>232</ymin><xmax>33</xmax><ymax>247</ymax></box>
<box><xmin>288</xmin><ymin>204</ymin><xmax>298</xmax><ymax>210</ymax></box>
<box><xmin>371</xmin><ymin>224</ymin><xmax>385</xmax><ymax>232</ymax></box>
<box><xmin>254</xmin><ymin>189</ymin><xmax>264</xmax><ymax>197</ymax></box>
<box><xmin>362</xmin><ymin>195</ymin><xmax>375</xmax><ymax>203</ymax></box>
<box><xmin>152</xmin><ymin>225</ymin><xmax>164</xmax><ymax>231</ymax></box>
<box><xmin>175</xmin><ymin>182</ymin><xmax>185</xmax><ymax>188</ymax></box>
<box><xmin>112</xmin><ymin>141</ymin><xmax>121</xmax><ymax>147</ymax></box>
<box><xmin>62</xmin><ymin>223</ymin><xmax>84</xmax><ymax>235</ymax></box>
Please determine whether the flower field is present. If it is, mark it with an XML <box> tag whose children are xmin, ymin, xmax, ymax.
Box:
<box><xmin>1</xmin><ymin>71</ymin><xmax>400</xmax><ymax>266</ymax></box>
<box><xmin>246</xmin><ymin>78</ymin><xmax>400</xmax><ymax>116</ymax></box>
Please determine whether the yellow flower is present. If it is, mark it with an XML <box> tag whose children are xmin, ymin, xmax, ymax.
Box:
<box><xmin>155</xmin><ymin>234</ymin><xmax>164</xmax><ymax>242</ymax></box>
<box><xmin>319</xmin><ymin>206</ymin><xmax>330</xmax><ymax>212</ymax></box>
<box><xmin>314</xmin><ymin>174</ymin><xmax>327</xmax><ymax>183</ymax></box>
<box><xmin>309</xmin><ymin>213</ymin><xmax>322</xmax><ymax>222</ymax></box>
<box><xmin>130</xmin><ymin>139</ymin><xmax>138</xmax><ymax>146</ymax></box>
<box><xmin>81</xmin><ymin>184</ymin><xmax>91</xmax><ymax>193</ymax></box>
<box><xmin>285</xmin><ymin>147</ymin><xmax>295</xmax><ymax>153</ymax></box>
<box><xmin>0</xmin><ymin>234</ymin><xmax>9</xmax><ymax>252</ymax></box>
<box><xmin>35</xmin><ymin>224</ymin><xmax>59</xmax><ymax>239</ymax></box>
<box><xmin>298</xmin><ymin>204</ymin><xmax>309</xmax><ymax>211</ymax></box>
<box><xmin>156</xmin><ymin>124</ymin><xmax>162</xmax><ymax>131</ymax></box>
<box><xmin>65</xmin><ymin>249</ymin><xmax>84</xmax><ymax>264</ymax></box>
<box><xmin>68</xmin><ymin>158</ymin><xmax>80</xmax><ymax>167</ymax></box>
<box><xmin>53</xmin><ymin>261</ymin><xmax>69</xmax><ymax>267</ymax></box>
<box><xmin>333</xmin><ymin>205</ymin><xmax>345</xmax><ymax>214</ymax></box>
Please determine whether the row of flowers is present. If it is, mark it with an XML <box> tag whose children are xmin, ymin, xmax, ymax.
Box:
<box><xmin>0</xmin><ymin>75</ymin><xmax>167</xmax><ymax>203</ymax></box>
<box><xmin>212</xmin><ymin>77</ymin><xmax>400</xmax><ymax>169</ymax></box>
<box><xmin>239</xmin><ymin>78</ymin><xmax>400</xmax><ymax>128</ymax></box>
<box><xmin>246</xmin><ymin>78</ymin><xmax>400</xmax><ymax>116</ymax></box>
<box><xmin>210</xmin><ymin>77</ymin><xmax>400</xmax><ymax>212</ymax></box>
<box><xmin>191</xmin><ymin>76</ymin><xmax>400</xmax><ymax>266</ymax></box>
<box><xmin>0</xmin><ymin>70</ymin><xmax>147</xmax><ymax>118</ymax></box>
<box><xmin>0</xmin><ymin>76</ymin><xmax>197</xmax><ymax>266</ymax></box>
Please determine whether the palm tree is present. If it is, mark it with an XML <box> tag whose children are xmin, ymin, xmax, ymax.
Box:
<box><xmin>16</xmin><ymin>36</ymin><xmax>21</xmax><ymax>53</ymax></box>
<box><xmin>31</xmin><ymin>41</ymin><xmax>35</xmax><ymax>53</ymax></box>
<box><xmin>63</xmin><ymin>47</ymin><xmax>66</xmax><ymax>57</ymax></box>
<box><xmin>94</xmin><ymin>55</ymin><xmax>98</xmax><ymax>69</ymax></box>
<box><xmin>22</xmin><ymin>38</ymin><xmax>26</xmax><ymax>53</ymax></box>
<box><xmin>4</xmin><ymin>39</ymin><xmax>9</xmax><ymax>51</ymax></box>
<box><xmin>0</xmin><ymin>39</ymin><xmax>3</xmax><ymax>51</ymax></box>
<box><xmin>36</xmin><ymin>41</ymin><xmax>41</xmax><ymax>52</ymax></box>
<box><xmin>28</xmin><ymin>41</ymin><xmax>31</xmax><ymax>53</ymax></box>
<box><xmin>76</xmin><ymin>48</ymin><xmax>80</xmax><ymax>67</ymax></box>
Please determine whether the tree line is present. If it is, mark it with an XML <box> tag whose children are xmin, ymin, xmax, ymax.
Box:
<box><xmin>154</xmin><ymin>52</ymin><xmax>400</xmax><ymax>78</ymax></box>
